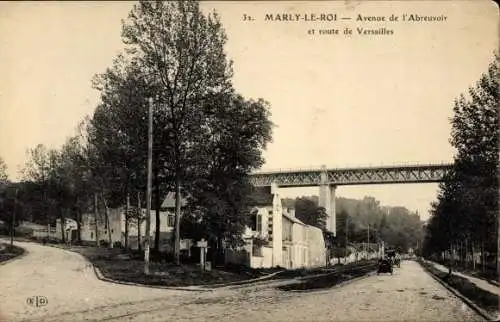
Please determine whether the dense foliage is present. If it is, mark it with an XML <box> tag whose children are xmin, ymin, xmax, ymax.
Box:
<box><xmin>0</xmin><ymin>157</ymin><xmax>8</xmax><ymax>182</ymax></box>
<box><xmin>422</xmin><ymin>53</ymin><xmax>498</xmax><ymax>270</ymax></box>
<box><xmin>282</xmin><ymin>195</ymin><xmax>424</xmax><ymax>254</ymax></box>
<box><xmin>4</xmin><ymin>1</ymin><xmax>273</xmax><ymax>264</ymax></box>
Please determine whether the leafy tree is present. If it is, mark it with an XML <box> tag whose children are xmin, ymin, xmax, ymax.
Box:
<box><xmin>294</xmin><ymin>197</ymin><xmax>325</xmax><ymax>228</ymax></box>
<box><xmin>424</xmin><ymin>53</ymin><xmax>498</xmax><ymax>270</ymax></box>
<box><xmin>335</xmin><ymin>196</ymin><xmax>423</xmax><ymax>253</ymax></box>
<box><xmin>185</xmin><ymin>93</ymin><xmax>272</xmax><ymax>259</ymax></box>
<box><xmin>121</xmin><ymin>0</ymin><xmax>236</xmax><ymax>264</ymax></box>
<box><xmin>0</xmin><ymin>183</ymin><xmax>23</xmax><ymax>235</ymax></box>
<box><xmin>91</xmin><ymin>56</ymin><xmax>157</xmax><ymax>249</ymax></box>
<box><xmin>54</xmin><ymin>131</ymin><xmax>95</xmax><ymax>243</ymax></box>
<box><xmin>0</xmin><ymin>157</ymin><xmax>8</xmax><ymax>182</ymax></box>
<box><xmin>21</xmin><ymin>144</ymin><xmax>52</xmax><ymax>227</ymax></box>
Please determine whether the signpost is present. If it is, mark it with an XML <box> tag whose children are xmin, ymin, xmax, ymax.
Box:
<box><xmin>144</xmin><ymin>97</ymin><xmax>153</xmax><ymax>275</ymax></box>
<box><xmin>197</xmin><ymin>238</ymin><xmax>209</xmax><ymax>272</ymax></box>
<box><xmin>65</xmin><ymin>228</ymin><xmax>71</xmax><ymax>246</ymax></box>
<box><xmin>11</xmin><ymin>188</ymin><xmax>18</xmax><ymax>246</ymax></box>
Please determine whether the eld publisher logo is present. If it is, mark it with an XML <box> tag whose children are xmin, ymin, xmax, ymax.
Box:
<box><xmin>26</xmin><ymin>296</ymin><xmax>48</xmax><ymax>308</ymax></box>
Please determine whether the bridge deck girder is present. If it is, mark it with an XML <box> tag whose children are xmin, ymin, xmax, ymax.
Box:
<box><xmin>249</xmin><ymin>164</ymin><xmax>453</xmax><ymax>187</ymax></box>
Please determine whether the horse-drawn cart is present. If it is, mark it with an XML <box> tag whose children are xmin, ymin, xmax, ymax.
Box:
<box><xmin>386</xmin><ymin>249</ymin><xmax>400</xmax><ymax>268</ymax></box>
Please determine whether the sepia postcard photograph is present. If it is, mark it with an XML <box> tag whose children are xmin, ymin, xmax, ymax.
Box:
<box><xmin>0</xmin><ymin>1</ymin><xmax>498</xmax><ymax>321</ymax></box>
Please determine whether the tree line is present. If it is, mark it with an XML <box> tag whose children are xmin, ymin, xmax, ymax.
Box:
<box><xmin>0</xmin><ymin>1</ymin><xmax>273</xmax><ymax>265</ymax></box>
<box><xmin>282</xmin><ymin>195</ymin><xmax>424</xmax><ymax>257</ymax></box>
<box><xmin>422</xmin><ymin>53</ymin><xmax>498</xmax><ymax>272</ymax></box>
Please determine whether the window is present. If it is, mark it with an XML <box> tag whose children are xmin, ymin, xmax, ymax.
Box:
<box><xmin>167</xmin><ymin>215</ymin><xmax>174</xmax><ymax>227</ymax></box>
<box><xmin>90</xmin><ymin>232</ymin><xmax>94</xmax><ymax>239</ymax></box>
<box><xmin>256</xmin><ymin>214</ymin><xmax>262</xmax><ymax>233</ymax></box>
<box><xmin>283</xmin><ymin>220</ymin><xmax>292</xmax><ymax>241</ymax></box>
<box><xmin>250</xmin><ymin>210</ymin><xmax>258</xmax><ymax>231</ymax></box>
<box><xmin>111</xmin><ymin>229</ymin><xmax>114</xmax><ymax>234</ymax></box>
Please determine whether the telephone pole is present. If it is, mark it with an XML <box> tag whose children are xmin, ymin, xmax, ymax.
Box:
<box><xmin>367</xmin><ymin>224</ymin><xmax>370</xmax><ymax>257</ymax></box>
<box><xmin>137</xmin><ymin>191</ymin><xmax>142</xmax><ymax>251</ymax></box>
<box><xmin>345</xmin><ymin>215</ymin><xmax>349</xmax><ymax>260</ymax></box>
<box><xmin>144</xmin><ymin>97</ymin><xmax>153</xmax><ymax>275</ymax></box>
<box><xmin>11</xmin><ymin>187</ymin><xmax>18</xmax><ymax>246</ymax></box>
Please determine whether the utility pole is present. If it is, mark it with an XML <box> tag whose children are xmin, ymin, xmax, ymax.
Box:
<box><xmin>11</xmin><ymin>188</ymin><xmax>18</xmax><ymax>246</ymax></box>
<box><xmin>144</xmin><ymin>97</ymin><xmax>153</xmax><ymax>275</ymax></box>
<box><xmin>137</xmin><ymin>191</ymin><xmax>142</xmax><ymax>251</ymax></box>
<box><xmin>367</xmin><ymin>224</ymin><xmax>370</xmax><ymax>258</ymax></box>
<box><xmin>345</xmin><ymin>215</ymin><xmax>348</xmax><ymax>261</ymax></box>
<box><xmin>498</xmin><ymin>207</ymin><xmax>500</xmax><ymax>282</ymax></box>
<box><xmin>42</xmin><ymin>163</ymin><xmax>49</xmax><ymax>239</ymax></box>
<box><xmin>125</xmin><ymin>193</ymin><xmax>130</xmax><ymax>249</ymax></box>
<box><xmin>94</xmin><ymin>193</ymin><xmax>99</xmax><ymax>246</ymax></box>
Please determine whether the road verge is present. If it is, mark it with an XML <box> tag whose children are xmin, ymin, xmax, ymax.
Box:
<box><xmin>0</xmin><ymin>242</ymin><xmax>27</xmax><ymax>265</ymax></box>
<box><xmin>418</xmin><ymin>259</ymin><xmax>499</xmax><ymax>321</ymax></box>
<box><xmin>34</xmin><ymin>242</ymin><xmax>285</xmax><ymax>290</ymax></box>
<box><xmin>17</xmin><ymin>238</ymin><xmax>379</xmax><ymax>292</ymax></box>
<box><xmin>276</xmin><ymin>263</ymin><xmax>377</xmax><ymax>292</ymax></box>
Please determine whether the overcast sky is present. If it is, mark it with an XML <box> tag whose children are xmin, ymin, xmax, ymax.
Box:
<box><xmin>0</xmin><ymin>1</ymin><xmax>497</xmax><ymax>220</ymax></box>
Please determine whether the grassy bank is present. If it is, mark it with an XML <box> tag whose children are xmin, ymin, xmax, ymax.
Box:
<box><xmin>62</xmin><ymin>246</ymin><xmax>274</xmax><ymax>287</ymax></box>
<box><xmin>419</xmin><ymin>259</ymin><xmax>499</xmax><ymax>316</ymax></box>
<box><xmin>10</xmin><ymin>236</ymin><xmax>378</xmax><ymax>288</ymax></box>
<box><xmin>0</xmin><ymin>243</ymin><xmax>25</xmax><ymax>264</ymax></box>
<box><xmin>273</xmin><ymin>259</ymin><xmax>377</xmax><ymax>280</ymax></box>
<box><xmin>431</xmin><ymin>259</ymin><xmax>498</xmax><ymax>285</ymax></box>
<box><xmin>277</xmin><ymin>262</ymin><xmax>377</xmax><ymax>291</ymax></box>
<box><xmin>51</xmin><ymin>245</ymin><xmax>377</xmax><ymax>288</ymax></box>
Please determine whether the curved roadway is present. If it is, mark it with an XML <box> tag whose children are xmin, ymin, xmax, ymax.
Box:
<box><xmin>0</xmin><ymin>240</ymin><xmax>484</xmax><ymax>322</ymax></box>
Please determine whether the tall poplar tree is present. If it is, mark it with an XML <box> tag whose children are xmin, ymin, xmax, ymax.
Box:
<box><xmin>121</xmin><ymin>0</ymin><xmax>234</xmax><ymax>264</ymax></box>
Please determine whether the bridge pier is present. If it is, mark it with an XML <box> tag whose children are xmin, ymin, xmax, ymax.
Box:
<box><xmin>270</xmin><ymin>182</ymin><xmax>283</xmax><ymax>267</ymax></box>
<box><xmin>319</xmin><ymin>166</ymin><xmax>336</xmax><ymax>236</ymax></box>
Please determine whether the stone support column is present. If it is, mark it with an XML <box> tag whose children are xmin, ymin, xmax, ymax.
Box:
<box><xmin>270</xmin><ymin>182</ymin><xmax>282</xmax><ymax>267</ymax></box>
<box><xmin>329</xmin><ymin>185</ymin><xmax>336</xmax><ymax>234</ymax></box>
<box><xmin>318</xmin><ymin>165</ymin><xmax>337</xmax><ymax>236</ymax></box>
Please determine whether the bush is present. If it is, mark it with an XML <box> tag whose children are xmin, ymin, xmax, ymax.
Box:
<box><xmin>14</xmin><ymin>226</ymin><xmax>33</xmax><ymax>237</ymax></box>
<box><xmin>113</xmin><ymin>241</ymin><xmax>123</xmax><ymax>249</ymax></box>
<box><xmin>47</xmin><ymin>238</ymin><xmax>62</xmax><ymax>245</ymax></box>
<box><xmin>99</xmin><ymin>240</ymin><xmax>110</xmax><ymax>247</ymax></box>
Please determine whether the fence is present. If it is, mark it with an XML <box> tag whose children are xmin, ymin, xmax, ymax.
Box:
<box><xmin>32</xmin><ymin>228</ymin><xmax>58</xmax><ymax>239</ymax></box>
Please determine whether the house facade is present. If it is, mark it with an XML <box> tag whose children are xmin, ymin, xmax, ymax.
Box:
<box><xmin>226</xmin><ymin>184</ymin><xmax>327</xmax><ymax>269</ymax></box>
<box><xmin>77</xmin><ymin>208</ymin><xmax>178</xmax><ymax>249</ymax></box>
<box><xmin>74</xmin><ymin>192</ymin><xmax>188</xmax><ymax>251</ymax></box>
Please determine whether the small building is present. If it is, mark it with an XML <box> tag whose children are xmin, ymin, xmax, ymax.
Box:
<box><xmin>55</xmin><ymin>218</ymin><xmax>78</xmax><ymax>241</ymax></box>
<box><xmin>225</xmin><ymin>184</ymin><xmax>326</xmax><ymax>269</ymax></box>
<box><xmin>63</xmin><ymin>192</ymin><xmax>191</xmax><ymax>251</ymax></box>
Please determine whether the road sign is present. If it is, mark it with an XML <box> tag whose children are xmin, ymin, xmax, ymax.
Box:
<box><xmin>196</xmin><ymin>239</ymin><xmax>208</xmax><ymax>248</ymax></box>
<box><xmin>196</xmin><ymin>239</ymin><xmax>208</xmax><ymax>272</ymax></box>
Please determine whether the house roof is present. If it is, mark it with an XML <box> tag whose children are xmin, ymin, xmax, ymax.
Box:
<box><xmin>161</xmin><ymin>191</ymin><xmax>188</xmax><ymax>209</ymax></box>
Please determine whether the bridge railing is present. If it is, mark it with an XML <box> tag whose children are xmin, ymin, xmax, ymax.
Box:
<box><xmin>251</xmin><ymin>161</ymin><xmax>454</xmax><ymax>175</ymax></box>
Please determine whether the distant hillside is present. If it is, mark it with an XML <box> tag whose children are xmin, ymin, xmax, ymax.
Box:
<box><xmin>281</xmin><ymin>195</ymin><xmax>424</xmax><ymax>253</ymax></box>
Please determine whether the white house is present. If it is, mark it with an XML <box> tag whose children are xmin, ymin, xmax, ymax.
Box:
<box><xmin>76</xmin><ymin>192</ymin><xmax>190</xmax><ymax>251</ymax></box>
<box><xmin>55</xmin><ymin>218</ymin><xmax>78</xmax><ymax>241</ymax></box>
<box><xmin>27</xmin><ymin>192</ymin><xmax>190</xmax><ymax>251</ymax></box>
<box><xmin>225</xmin><ymin>184</ymin><xmax>327</xmax><ymax>269</ymax></box>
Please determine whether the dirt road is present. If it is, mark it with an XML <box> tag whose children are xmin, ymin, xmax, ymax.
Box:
<box><xmin>0</xmin><ymin>240</ymin><xmax>484</xmax><ymax>322</ymax></box>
